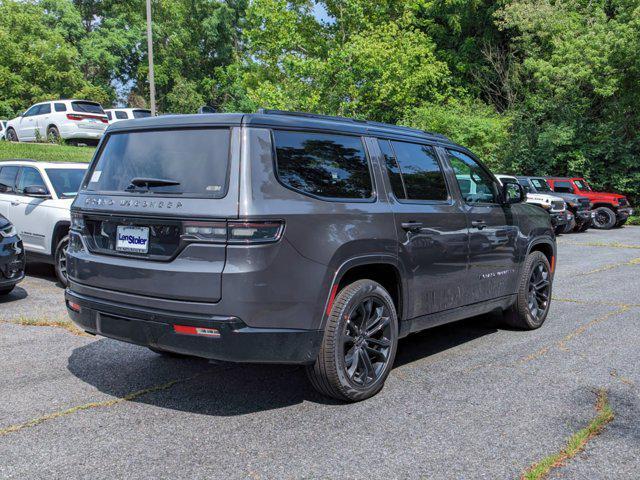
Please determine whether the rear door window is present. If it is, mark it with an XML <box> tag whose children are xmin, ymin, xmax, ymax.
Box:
<box><xmin>553</xmin><ymin>181</ymin><xmax>574</xmax><ymax>193</ymax></box>
<box><xmin>54</xmin><ymin>103</ymin><xmax>67</xmax><ymax>112</ymax></box>
<box><xmin>132</xmin><ymin>110</ymin><xmax>151</xmax><ymax>119</ymax></box>
<box><xmin>38</xmin><ymin>104</ymin><xmax>51</xmax><ymax>115</ymax></box>
<box><xmin>84</xmin><ymin>128</ymin><xmax>230</xmax><ymax>197</ymax></box>
<box><xmin>72</xmin><ymin>101</ymin><xmax>105</xmax><ymax>115</ymax></box>
<box><xmin>380</xmin><ymin>139</ymin><xmax>448</xmax><ymax>201</ymax></box>
<box><xmin>273</xmin><ymin>131</ymin><xmax>373</xmax><ymax>200</ymax></box>
<box><xmin>530</xmin><ymin>178</ymin><xmax>551</xmax><ymax>192</ymax></box>
<box><xmin>115</xmin><ymin>111</ymin><xmax>128</xmax><ymax>119</ymax></box>
<box><xmin>0</xmin><ymin>166</ymin><xmax>19</xmax><ymax>193</ymax></box>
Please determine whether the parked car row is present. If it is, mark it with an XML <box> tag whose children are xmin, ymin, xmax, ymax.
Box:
<box><xmin>496</xmin><ymin>174</ymin><xmax>633</xmax><ymax>233</ymax></box>
<box><xmin>0</xmin><ymin>109</ymin><xmax>635</xmax><ymax>403</ymax></box>
<box><xmin>2</xmin><ymin>100</ymin><xmax>152</xmax><ymax>145</ymax></box>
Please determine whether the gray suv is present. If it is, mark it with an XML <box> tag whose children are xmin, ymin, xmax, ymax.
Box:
<box><xmin>65</xmin><ymin>110</ymin><xmax>556</xmax><ymax>401</ymax></box>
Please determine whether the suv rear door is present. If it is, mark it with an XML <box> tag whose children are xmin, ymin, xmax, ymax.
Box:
<box><xmin>70</xmin><ymin>127</ymin><xmax>239</xmax><ymax>304</ymax></box>
<box><xmin>376</xmin><ymin>138</ymin><xmax>469</xmax><ymax>318</ymax></box>
<box><xmin>0</xmin><ymin>165</ymin><xmax>20</xmax><ymax>217</ymax></box>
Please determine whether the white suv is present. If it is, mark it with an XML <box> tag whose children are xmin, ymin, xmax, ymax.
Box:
<box><xmin>0</xmin><ymin>160</ymin><xmax>89</xmax><ymax>285</ymax></box>
<box><xmin>0</xmin><ymin>120</ymin><xmax>7</xmax><ymax>140</ymax></box>
<box><xmin>105</xmin><ymin>108</ymin><xmax>152</xmax><ymax>123</ymax></box>
<box><xmin>5</xmin><ymin>100</ymin><xmax>108</xmax><ymax>145</ymax></box>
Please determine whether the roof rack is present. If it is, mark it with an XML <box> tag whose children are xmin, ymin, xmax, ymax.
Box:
<box><xmin>256</xmin><ymin>109</ymin><xmax>450</xmax><ymax>140</ymax></box>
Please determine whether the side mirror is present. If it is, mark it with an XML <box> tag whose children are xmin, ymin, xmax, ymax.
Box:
<box><xmin>501</xmin><ymin>181</ymin><xmax>525</xmax><ymax>204</ymax></box>
<box><xmin>23</xmin><ymin>185</ymin><xmax>50</xmax><ymax>198</ymax></box>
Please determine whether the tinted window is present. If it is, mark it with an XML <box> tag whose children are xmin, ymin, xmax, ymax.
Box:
<box><xmin>106</xmin><ymin>111</ymin><xmax>112</xmax><ymax>120</ymax></box>
<box><xmin>274</xmin><ymin>131</ymin><xmax>372</xmax><ymax>199</ymax></box>
<box><xmin>17</xmin><ymin>167</ymin><xmax>47</xmax><ymax>193</ymax></box>
<box><xmin>389</xmin><ymin>140</ymin><xmax>447</xmax><ymax>200</ymax></box>
<box><xmin>0</xmin><ymin>166</ymin><xmax>19</xmax><ymax>192</ymax></box>
<box><xmin>132</xmin><ymin>110</ymin><xmax>151</xmax><ymax>119</ymax></box>
<box><xmin>39</xmin><ymin>103</ymin><xmax>51</xmax><ymax>115</ymax></box>
<box><xmin>54</xmin><ymin>103</ymin><xmax>67</xmax><ymax>112</ymax></box>
<box><xmin>85</xmin><ymin>128</ymin><xmax>230</xmax><ymax>197</ymax></box>
<box><xmin>553</xmin><ymin>181</ymin><xmax>574</xmax><ymax>193</ymax></box>
<box><xmin>45</xmin><ymin>168</ymin><xmax>86</xmax><ymax>198</ymax></box>
<box><xmin>72</xmin><ymin>101</ymin><xmax>104</xmax><ymax>114</ymax></box>
<box><xmin>23</xmin><ymin>105</ymin><xmax>40</xmax><ymax>117</ymax></box>
<box><xmin>574</xmin><ymin>179</ymin><xmax>591</xmax><ymax>191</ymax></box>
<box><xmin>115</xmin><ymin>111</ymin><xmax>128</xmax><ymax>119</ymax></box>
<box><xmin>447</xmin><ymin>150</ymin><xmax>499</xmax><ymax>204</ymax></box>
<box><xmin>530</xmin><ymin>178</ymin><xmax>551</xmax><ymax>192</ymax></box>
<box><xmin>378</xmin><ymin>139</ymin><xmax>405</xmax><ymax>199</ymax></box>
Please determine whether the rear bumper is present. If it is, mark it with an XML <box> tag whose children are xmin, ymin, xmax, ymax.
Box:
<box><xmin>65</xmin><ymin>289</ymin><xmax>323</xmax><ymax>365</ymax></box>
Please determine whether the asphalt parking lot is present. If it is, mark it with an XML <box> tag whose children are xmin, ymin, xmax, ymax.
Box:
<box><xmin>1</xmin><ymin>227</ymin><xmax>639</xmax><ymax>479</ymax></box>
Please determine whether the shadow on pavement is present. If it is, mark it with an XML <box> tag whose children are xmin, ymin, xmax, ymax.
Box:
<box><xmin>67</xmin><ymin>314</ymin><xmax>499</xmax><ymax>416</ymax></box>
<box><xmin>26</xmin><ymin>261</ymin><xmax>64</xmax><ymax>288</ymax></box>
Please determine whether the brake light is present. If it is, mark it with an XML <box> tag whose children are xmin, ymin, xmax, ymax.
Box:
<box><xmin>66</xmin><ymin>113</ymin><xmax>109</xmax><ymax>123</ymax></box>
<box><xmin>181</xmin><ymin>220</ymin><xmax>284</xmax><ymax>244</ymax></box>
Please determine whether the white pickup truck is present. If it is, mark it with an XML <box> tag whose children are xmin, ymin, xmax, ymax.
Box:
<box><xmin>0</xmin><ymin>160</ymin><xmax>88</xmax><ymax>285</ymax></box>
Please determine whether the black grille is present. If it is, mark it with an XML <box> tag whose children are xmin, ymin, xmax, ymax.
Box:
<box><xmin>551</xmin><ymin>200</ymin><xmax>565</xmax><ymax>211</ymax></box>
<box><xmin>83</xmin><ymin>215</ymin><xmax>182</xmax><ymax>260</ymax></box>
<box><xmin>578</xmin><ymin>198</ymin><xmax>590</xmax><ymax>210</ymax></box>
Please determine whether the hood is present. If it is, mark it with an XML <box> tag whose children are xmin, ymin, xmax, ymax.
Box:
<box><xmin>583</xmin><ymin>191</ymin><xmax>625</xmax><ymax>201</ymax></box>
<box><xmin>548</xmin><ymin>191</ymin><xmax>587</xmax><ymax>202</ymax></box>
<box><xmin>526</xmin><ymin>193</ymin><xmax>564</xmax><ymax>204</ymax></box>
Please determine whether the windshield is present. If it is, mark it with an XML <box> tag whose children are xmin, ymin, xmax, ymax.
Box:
<box><xmin>574</xmin><ymin>179</ymin><xmax>591</xmax><ymax>191</ymax></box>
<box><xmin>72</xmin><ymin>101</ymin><xmax>105</xmax><ymax>115</ymax></box>
<box><xmin>45</xmin><ymin>168</ymin><xmax>87</xmax><ymax>198</ymax></box>
<box><xmin>84</xmin><ymin>128</ymin><xmax>230</xmax><ymax>197</ymax></box>
<box><xmin>530</xmin><ymin>178</ymin><xmax>552</xmax><ymax>192</ymax></box>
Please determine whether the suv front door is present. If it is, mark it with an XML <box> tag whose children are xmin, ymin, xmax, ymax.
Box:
<box><xmin>375</xmin><ymin>138</ymin><xmax>469</xmax><ymax>318</ymax></box>
<box><xmin>35</xmin><ymin>103</ymin><xmax>52</xmax><ymax>139</ymax></box>
<box><xmin>445</xmin><ymin>149</ymin><xmax>520</xmax><ymax>304</ymax></box>
<box><xmin>13</xmin><ymin>167</ymin><xmax>52</xmax><ymax>253</ymax></box>
<box><xmin>17</xmin><ymin>105</ymin><xmax>41</xmax><ymax>141</ymax></box>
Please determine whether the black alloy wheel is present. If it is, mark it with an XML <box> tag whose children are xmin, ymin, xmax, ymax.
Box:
<box><xmin>527</xmin><ymin>261</ymin><xmax>551</xmax><ymax>324</ymax></box>
<box><xmin>343</xmin><ymin>297</ymin><xmax>392</xmax><ymax>387</ymax></box>
<box><xmin>54</xmin><ymin>236</ymin><xmax>69</xmax><ymax>287</ymax></box>
<box><xmin>592</xmin><ymin>207</ymin><xmax>616</xmax><ymax>229</ymax></box>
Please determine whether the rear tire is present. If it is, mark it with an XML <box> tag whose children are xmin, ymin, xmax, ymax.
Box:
<box><xmin>47</xmin><ymin>126</ymin><xmax>60</xmax><ymax>143</ymax></box>
<box><xmin>592</xmin><ymin>207</ymin><xmax>617</xmax><ymax>229</ymax></box>
<box><xmin>307</xmin><ymin>279</ymin><xmax>398</xmax><ymax>402</ymax></box>
<box><xmin>0</xmin><ymin>286</ymin><xmax>15</xmax><ymax>295</ymax></box>
<box><xmin>503</xmin><ymin>251</ymin><xmax>552</xmax><ymax>330</ymax></box>
<box><xmin>6</xmin><ymin>128</ymin><xmax>18</xmax><ymax>142</ymax></box>
<box><xmin>54</xmin><ymin>235</ymin><xmax>69</xmax><ymax>287</ymax></box>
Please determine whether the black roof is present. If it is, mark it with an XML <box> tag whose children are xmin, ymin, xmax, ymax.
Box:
<box><xmin>107</xmin><ymin>109</ymin><xmax>455</xmax><ymax>145</ymax></box>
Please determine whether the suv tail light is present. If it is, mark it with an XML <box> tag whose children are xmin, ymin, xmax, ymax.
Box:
<box><xmin>182</xmin><ymin>220</ymin><xmax>284</xmax><ymax>244</ymax></box>
<box><xmin>67</xmin><ymin>113</ymin><xmax>109</xmax><ymax>124</ymax></box>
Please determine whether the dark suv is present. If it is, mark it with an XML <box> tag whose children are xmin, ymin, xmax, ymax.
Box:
<box><xmin>65</xmin><ymin>110</ymin><xmax>556</xmax><ymax>401</ymax></box>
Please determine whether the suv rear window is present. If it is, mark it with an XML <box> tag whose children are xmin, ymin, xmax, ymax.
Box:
<box><xmin>133</xmin><ymin>110</ymin><xmax>151</xmax><ymax>119</ymax></box>
<box><xmin>273</xmin><ymin>131</ymin><xmax>373</xmax><ymax>200</ymax></box>
<box><xmin>72</xmin><ymin>101</ymin><xmax>105</xmax><ymax>115</ymax></box>
<box><xmin>84</xmin><ymin>128</ymin><xmax>230</xmax><ymax>197</ymax></box>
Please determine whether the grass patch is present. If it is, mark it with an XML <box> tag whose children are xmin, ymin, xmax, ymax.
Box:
<box><xmin>2</xmin><ymin>317</ymin><xmax>88</xmax><ymax>336</ymax></box>
<box><xmin>0</xmin><ymin>141</ymin><xmax>94</xmax><ymax>163</ymax></box>
<box><xmin>521</xmin><ymin>388</ymin><xmax>614</xmax><ymax>480</ymax></box>
<box><xmin>628</xmin><ymin>215</ymin><xmax>640</xmax><ymax>226</ymax></box>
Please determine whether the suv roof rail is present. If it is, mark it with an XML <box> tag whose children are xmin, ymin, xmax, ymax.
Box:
<box><xmin>256</xmin><ymin>108</ymin><xmax>451</xmax><ymax>141</ymax></box>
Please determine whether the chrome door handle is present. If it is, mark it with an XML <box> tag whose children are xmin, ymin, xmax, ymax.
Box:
<box><xmin>471</xmin><ymin>220</ymin><xmax>487</xmax><ymax>230</ymax></box>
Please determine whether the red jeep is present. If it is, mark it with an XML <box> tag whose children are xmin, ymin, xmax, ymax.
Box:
<box><xmin>546</xmin><ymin>177</ymin><xmax>634</xmax><ymax>229</ymax></box>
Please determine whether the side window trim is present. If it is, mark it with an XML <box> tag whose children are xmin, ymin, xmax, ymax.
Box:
<box><xmin>380</xmin><ymin>138</ymin><xmax>452</xmax><ymax>205</ymax></box>
<box><xmin>271</xmin><ymin>129</ymin><xmax>377</xmax><ymax>203</ymax></box>
<box><xmin>445</xmin><ymin>147</ymin><xmax>501</xmax><ymax>206</ymax></box>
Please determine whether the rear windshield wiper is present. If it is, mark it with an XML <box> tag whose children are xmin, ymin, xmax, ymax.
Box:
<box><xmin>126</xmin><ymin>177</ymin><xmax>181</xmax><ymax>191</ymax></box>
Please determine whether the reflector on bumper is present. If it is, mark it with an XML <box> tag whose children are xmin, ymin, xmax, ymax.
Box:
<box><xmin>173</xmin><ymin>325</ymin><xmax>220</xmax><ymax>338</ymax></box>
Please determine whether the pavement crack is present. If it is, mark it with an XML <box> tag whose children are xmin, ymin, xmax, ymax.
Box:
<box><xmin>520</xmin><ymin>388</ymin><xmax>614</xmax><ymax>480</ymax></box>
<box><xmin>557</xmin><ymin>241</ymin><xmax>640</xmax><ymax>250</ymax></box>
<box><xmin>551</xmin><ymin>297</ymin><xmax>640</xmax><ymax>309</ymax></box>
<box><xmin>579</xmin><ymin>257</ymin><xmax>640</xmax><ymax>276</ymax></box>
<box><xmin>0</xmin><ymin>372</ymin><xmax>207</xmax><ymax>437</ymax></box>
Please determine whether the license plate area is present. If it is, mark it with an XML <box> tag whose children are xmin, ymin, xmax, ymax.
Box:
<box><xmin>116</xmin><ymin>226</ymin><xmax>149</xmax><ymax>254</ymax></box>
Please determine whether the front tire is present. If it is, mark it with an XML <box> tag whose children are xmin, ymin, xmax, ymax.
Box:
<box><xmin>6</xmin><ymin>128</ymin><xmax>18</xmax><ymax>142</ymax></box>
<box><xmin>592</xmin><ymin>207</ymin><xmax>617</xmax><ymax>229</ymax></box>
<box><xmin>54</xmin><ymin>235</ymin><xmax>69</xmax><ymax>287</ymax></box>
<box><xmin>503</xmin><ymin>251</ymin><xmax>552</xmax><ymax>330</ymax></box>
<box><xmin>307</xmin><ymin>279</ymin><xmax>398</xmax><ymax>402</ymax></box>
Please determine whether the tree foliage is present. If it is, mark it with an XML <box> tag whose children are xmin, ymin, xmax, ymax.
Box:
<box><xmin>0</xmin><ymin>0</ymin><xmax>638</xmax><ymax>202</ymax></box>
